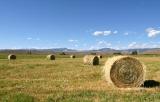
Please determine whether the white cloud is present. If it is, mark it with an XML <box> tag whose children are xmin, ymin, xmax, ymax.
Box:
<box><xmin>128</xmin><ymin>42</ymin><xmax>137</xmax><ymax>48</ymax></box>
<box><xmin>93</xmin><ymin>31</ymin><xmax>111</xmax><ymax>36</ymax></box>
<box><xmin>98</xmin><ymin>41</ymin><xmax>111</xmax><ymax>46</ymax></box>
<box><xmin>128</xmin><ymin>42</ymin><xmax>160</xmax><ymax>49</ymax></box>
<box><xmin>93</xmin><ymin>30</ymin><xmax>117</xmax><ymax>36</ymax></box>
<box><xmin>89</xmin><ymin>41</ymin><xmax>112</xmax><ymax>50</ymax></box>
<box><xmin>68</xmin><ymin>39</ymin><xmax>78</xmax><ymax>42</ymax></box>
<box><xmin>74</xmin><ymin>44</ymin><xmax>78</xmax><ymax>47</ymax></box>
<box><xmin>98</xmin><ymin>41</ymin><xmax>104</xmax><ymax>44</ymax></box>
<box><xmin>89</xmin><ymin>46</ymin><xmax>95</xmax><ymax>50</ymax></box>
<box><xmin>27</xmin><ymin>37</ymin><xmax>40</xmax><ymax>41</ymax></box>
<box><xmin>27</xmin><ymin>37</ymin><xmax>32</xmax><ymax>40</ymax></box>
<box><xmin>146</xmin><ymin>27</ymin><xmax>160</xmax><ymax>37</ymax></box>
<box><xmin>124</xmin><ymin>31</ymin><xmax>137</xmax><ymax>36</ymax></box>
<box><xmin>153</xmin><ymin>44</ymin><xmax>159</xmax><ymax>48</ymax></box>
<box><xmin>104</xmin><ymin>31</ymin><xmax>112</xmax><ymax>35</ymax></box>
<box><xmin>113</xmin><ymin>30</ymin><xmax>118</xmax><ymax>34</ymax></box>
<box><xmin>124</xmin><ymin>32</ymin><xmax>129</xmax><ymax>35</ymax></box>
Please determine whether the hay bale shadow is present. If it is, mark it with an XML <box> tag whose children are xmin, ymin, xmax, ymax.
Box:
<box><xmin>141</xmin><ymin>80</ymin><xmax>160</xmax><ymax>88</ymax></box>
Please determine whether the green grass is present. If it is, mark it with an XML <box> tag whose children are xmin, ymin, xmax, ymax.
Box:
<box><xmin>46</xmin><ymin>90</ymin><xmax>160</xmax><ymax>102</ymax></box>
<box><xmin>1</xmin><ymin>93</ymin><xmax>35</xmax><ymax>102</ymax></box>
<box><xmin>0</xmin><ymin>54</ymin><xmax>160</xmax><ymax>102</ymax></box>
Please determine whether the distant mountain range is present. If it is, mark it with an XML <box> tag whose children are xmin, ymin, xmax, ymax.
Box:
<box><xmin>80</xmin><ymin>48</ymin><xmax>160</xmax><ymax>54</ymax></box>
<box><xmin>0</xmin><ymin>48</ymin><xmax>160</xmax><ymax>54</ymax></box>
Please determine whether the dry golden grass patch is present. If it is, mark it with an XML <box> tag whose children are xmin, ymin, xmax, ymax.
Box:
<box><xmin>0</xmin><ymin>55</ymin><xmax>160</xmax><ymax>101</ymax></box>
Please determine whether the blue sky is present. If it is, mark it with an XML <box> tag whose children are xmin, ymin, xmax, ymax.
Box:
<box><xmin>0</xmin><ymin>0</ymin><xmax>160</xmax><ymax>50</ymax></box>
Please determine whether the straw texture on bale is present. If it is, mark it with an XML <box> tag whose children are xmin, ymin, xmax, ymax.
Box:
<box><xmin>70</xmin><ymin>55</ymin><xmax>76</xmax><ymax>58</ymax></box>
<box><xmin>47</xmin><ymin>54</ymin><xmax>55</xmax><ymax>60</ymax></box>
<box><xmin>98</xmin><ymin>55</ymin><xmax>103</xmax><ymax>59</ymax></box>
<box><xmin>8</xmin><ymin>54</ymin><xmax>16</xmax><ymax>60</ymax></box>
<box><xmin>83</xmin><ymin>55</ymin><xmax>99</xmax><ymax>65</ymax></box>
<box><xmin>103</xmin><ymin>56</ymin><xmax>145</xmax><ymax>88</ymax></box>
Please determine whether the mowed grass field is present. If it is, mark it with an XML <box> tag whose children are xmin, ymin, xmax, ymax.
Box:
<box><xmin>0</xmin><ymin>54</ymin><xmax>160</xmax><ymax>102</ymax></box>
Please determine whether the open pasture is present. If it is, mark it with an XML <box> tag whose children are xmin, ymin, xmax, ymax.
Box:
<box><xmin>0</xmin><ymin>54</ymin><xmax>160</xmax><ymax>102</ymax></box>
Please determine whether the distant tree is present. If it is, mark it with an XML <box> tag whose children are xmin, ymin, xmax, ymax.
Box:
<box><xmin>90</xmin><ymin>52</ymin><xmax>96</xmax><ymax>55</ymax></box>
<box><xmin>27</xmin><ymin>50</ymin><xmax>32</xmax><ymax>55</ymax></box>
<box><xmin>113</xmin><ymin>52</ymin><xmax>122</xmax><ymax>55</ymax></box>
<box><xmin>131</xmin><ymin>50</ymin><xmax>138</xmax><ymax>55</ymax></box>
<box><xmin>59</xmin><ymin>52</ymin><xmax>66</xmax><ymax>55</ymax></box>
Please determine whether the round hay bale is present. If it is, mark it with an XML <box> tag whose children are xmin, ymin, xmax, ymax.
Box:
<box><xmin>83</xmin><ymin>55</ymin><xmax>99</xmax><ymax>65</ymax></box>
<box><xmin>98</xmin><ymin>55</ymin><xmax>103</xmax><ymax>59</ymax></box>
<box><xmin>70</xmin><ymin>55</ymin><xmax>76</xmax><ymax>59</ymax></box>
<box><xmin>103</xmin><ymin>56</ymin><xmax>145</xmax><ymax>88</ymax></box>
<box><xmin>8</xmin><ymin>54</ymin><xmax>16</xmax><ymax>60</ymax></box>
<box><xmin>47</xmin><ymin>54</ymin><xmax>55</xmax><ymax>60</ymax></box>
